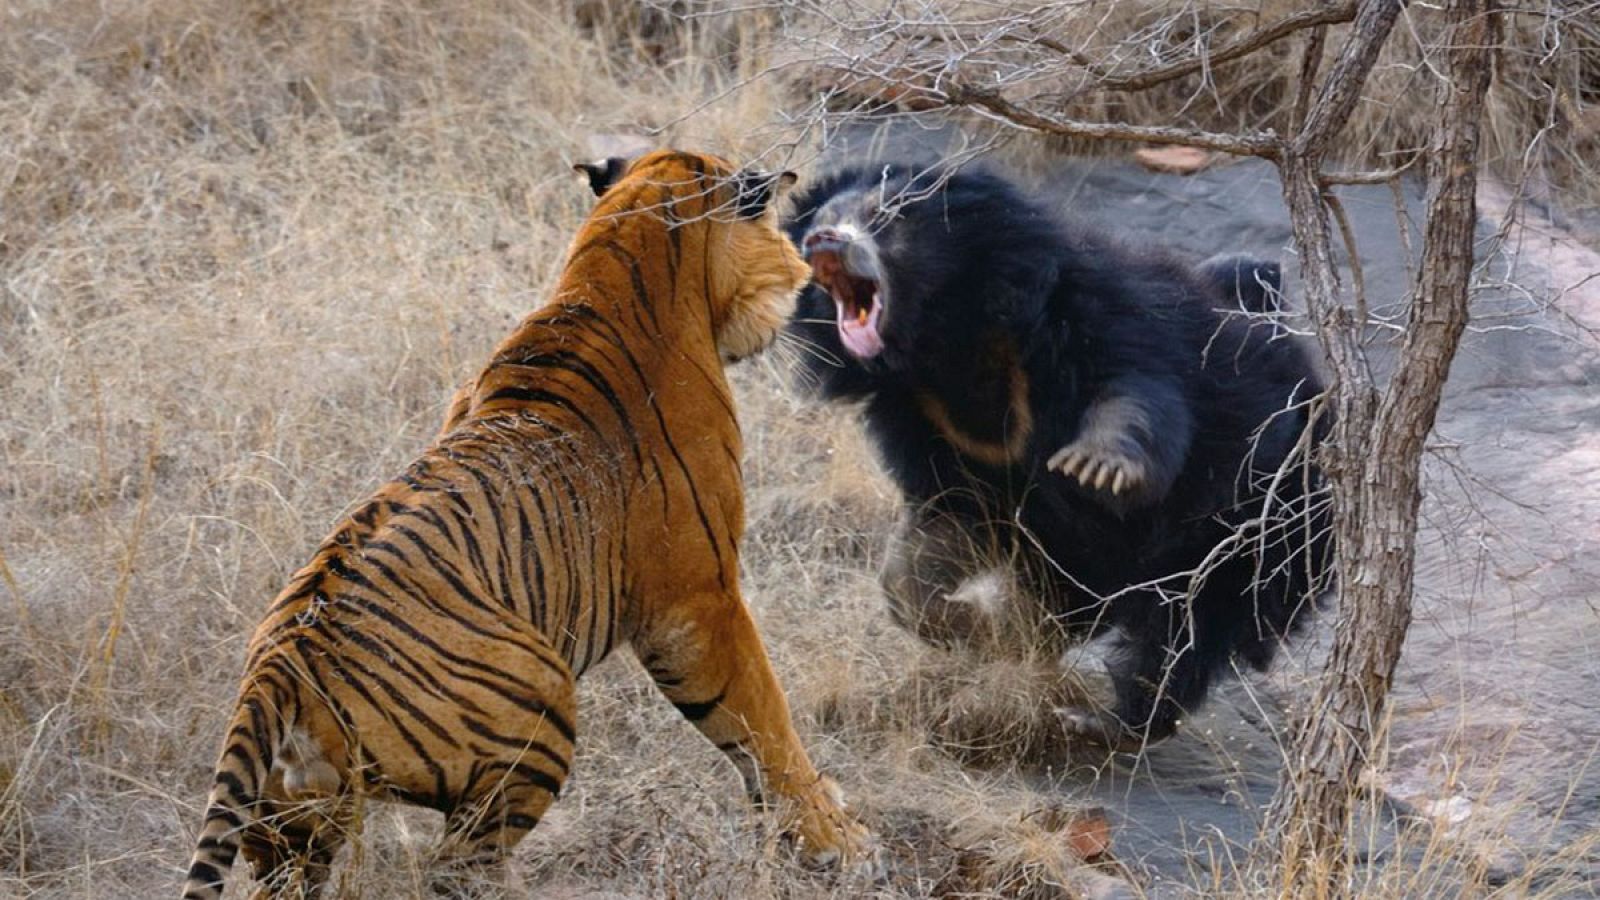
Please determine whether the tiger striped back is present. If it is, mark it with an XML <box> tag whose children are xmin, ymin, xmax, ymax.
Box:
<box><xmin>181</xmin><ymin>150</ymin><xmax>870</xmax><ymax>899</ymax></box>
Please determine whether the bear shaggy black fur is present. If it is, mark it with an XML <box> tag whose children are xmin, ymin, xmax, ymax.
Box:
<box><xmin>784</xmin><ymin>161</ymin><xmax>1334</xmax><ymax>748</ymax></box>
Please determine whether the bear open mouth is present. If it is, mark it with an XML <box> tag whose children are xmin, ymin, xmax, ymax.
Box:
<box><xmin>807</xmin><ymin>247</ymin><xmax>884</xmax><ymax>359</ymax></box>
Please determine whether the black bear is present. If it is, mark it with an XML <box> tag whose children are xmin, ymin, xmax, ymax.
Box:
<box><xmin>783</xmin><ymin>160</ymin><xmax>1334</xmax><ymax>748</ymax></box>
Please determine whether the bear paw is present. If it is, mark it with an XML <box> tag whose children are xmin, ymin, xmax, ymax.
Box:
<box><xmin>1056</xmin><ymin>706</ymin><xmax>1148</xmax><ymax>752</ymax></box>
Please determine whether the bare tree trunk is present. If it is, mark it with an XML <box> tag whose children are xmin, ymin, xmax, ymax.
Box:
<box><xmin>792</xmin><ymin>0</ymin><xmax>1505</xmax><ymax>890</ymax></box>
<box><xmin>1265</xmin><ymin>0</ymin><xmax>1497</xmax><ymax>891</ymax></box>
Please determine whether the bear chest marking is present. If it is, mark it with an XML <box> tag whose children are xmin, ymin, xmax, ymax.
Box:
<box><xmin>914</xmin><ymin>349</ymin><xmax>1034</xmax><ymax>468</ymax></box>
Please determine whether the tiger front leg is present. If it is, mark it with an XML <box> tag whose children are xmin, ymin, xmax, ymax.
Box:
<box><xmin>637</xmin><ymin>595</ymin><xmax>874</xmax><ymax>871</ymax></box>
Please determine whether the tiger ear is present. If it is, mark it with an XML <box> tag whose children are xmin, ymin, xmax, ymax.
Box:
<box><xmin>573</xmin><ymin>157</ymin><xmax>630</xmax><ymax>198</ymax></box>
<box><xmin>732</xmin><ymin>169</ymin><xmax>799</xmax><ymax>219</ymax></box>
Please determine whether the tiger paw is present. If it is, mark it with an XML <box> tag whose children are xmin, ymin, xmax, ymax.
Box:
<box><xmin>785</xmin><ymin>775</ymin><xmax>881</xmax><ymax>876</ymax></box>
<box><xmin>1046</xmin><ymin>439</ymin><xmax>1148</xmax><ymax>499</ymax></box>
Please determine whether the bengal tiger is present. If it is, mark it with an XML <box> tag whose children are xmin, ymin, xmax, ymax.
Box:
<box><xmin>181</xmin><ymin>150</ymin><xmax>871</xmax><ymax>899</ymax></box>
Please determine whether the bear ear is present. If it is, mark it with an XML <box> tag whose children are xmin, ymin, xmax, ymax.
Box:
<box><xmin>572</xmin><ymin>157</ymin><xmax>631</xmax><ymax>198</ymax></box>
<box><xmin>731</xmin><ymin>168</ymin><xmax>798</xmax><ymax>219</ymax></box>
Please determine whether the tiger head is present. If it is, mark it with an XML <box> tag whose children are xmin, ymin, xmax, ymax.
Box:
<box><xmin>577</xmin><ymin>150</ymin><xmax>809</xmax><ymax>363</ymax></box>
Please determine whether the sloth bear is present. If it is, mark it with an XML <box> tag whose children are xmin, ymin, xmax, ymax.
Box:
<box><xmin>783</xmin><ymin>161</ymin><xmax>1334</xmax><ymax>748</ymax></box>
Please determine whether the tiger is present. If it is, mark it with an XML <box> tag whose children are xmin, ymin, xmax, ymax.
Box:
<box><xmin>181</xmin><ymin>149</ymin><xmax>871</xmax><ymax>899</ymax></box>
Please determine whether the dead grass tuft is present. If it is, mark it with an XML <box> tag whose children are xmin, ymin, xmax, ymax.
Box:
<box><xmin>814</xmin><ymin>650</ymin><xmax>1097</xmax><ymax>773</ymax></box>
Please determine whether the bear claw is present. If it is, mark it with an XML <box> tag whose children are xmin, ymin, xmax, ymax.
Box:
<box><xmin>1047</xmin><ymin>444</ymin><xmax>1146</xmax><ymax>497</ymax></box>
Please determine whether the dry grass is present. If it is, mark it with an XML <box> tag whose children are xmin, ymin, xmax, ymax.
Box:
<box><xmin>0</xmin><ymin>2</ymin><xmax>1592</xmax><ymax>898</ymax></box>
<box><xmin>0</xmin><ymin>2</ymin><xmax>1111</xmax><ymax>897</ymax></box>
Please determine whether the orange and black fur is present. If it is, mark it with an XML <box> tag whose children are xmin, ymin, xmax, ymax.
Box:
<box><xmin>182</xmin><ymin>150</ymin><xmax>869</xmax><ymax>899</ymax></box>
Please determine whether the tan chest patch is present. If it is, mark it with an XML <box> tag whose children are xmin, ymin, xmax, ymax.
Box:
<box><xmin>914</xmin><ymin>362</ymin><xmax>1034</xmax><ymax>467</ymax></box>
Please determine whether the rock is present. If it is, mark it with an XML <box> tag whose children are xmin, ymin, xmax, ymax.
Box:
<box><xmin>1027</xmin><ymin>803</ymin><xmax>1114</xmax><ymax>861</ymax></box>
<box><xmin>1064</xmin><ymin>810</ymin><xmax>1114</xmax><ymax>861</ymax></box>
<box><xmin>1132</xmin><ymin>146</ymin><xmax>1213</xmax><ymax>174</ymax></box>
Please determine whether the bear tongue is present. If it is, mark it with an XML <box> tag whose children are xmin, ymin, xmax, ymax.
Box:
<box><xmin>836</xmin><ymin>294</ymin><xmax>884</xmax><ymax>359</ymax></box>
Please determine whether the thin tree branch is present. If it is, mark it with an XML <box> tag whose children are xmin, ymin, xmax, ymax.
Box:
<box><xmin>1278</xmin><ymin>0</ymin><xmax>1407</xmax><ymax>415</ymax></box>
<box><xmin>1323</xmin><ymin>189</ymin><xmax>1369</xmax><ymax>326</ymax></box>
<box><xmin>1294</xmin><ymin>0</ymin><xmax>1407</xmax><ymax>158</ymax></box>
<box><xmin>1378</xmin><ymin>4</ymin><xmax>1496</xmax><ymax>431</ymax></box>
<box><xmin>1318</xmin><ymin>155</ymin><xmax>1419</xmax><ymax>185</ymax></box>
<box><xmin>1049</xmin><ymin>2</ymin><xmax>1357</xmax><ymax>93</ymax></box>
<box><xmin>1390</xmin><ymin>177</ymin><xmax>1419</xmax><ymax>291</ymax></box>
<box><xmin>943</xmin><ymin>83</ymin><xmax>1283</xmax><ymax>159</ymax></box>
<box><xmin>901</xmin><ymin>3</ymin><xmax>1357</xmax><ymax>94</ymax></box>
<box><xmin>1292</xmin><ymin>25</ymin><xmax>1330</xmax><ymax>133</ymax></box>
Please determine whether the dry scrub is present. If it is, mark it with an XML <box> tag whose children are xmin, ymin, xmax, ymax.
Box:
<box><xmin>1</xmin><ymin>2</ymin><xmax>1592</xmax><ymax>899</ymax></box>
<box><xmin>0</xmin><ymin>3</ymin><xmax>1115</xmax><ymax>897</ymax></box>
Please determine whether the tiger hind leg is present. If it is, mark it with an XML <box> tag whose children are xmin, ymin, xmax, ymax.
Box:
<box><xmin>428</xmin><ymin>633</ymin><xmax>577</xmax><ymax>897</ymax></box>
<box><xmin>430</xmin><ymin>777</ymin><xmax>561</xmax><ymax>898</ymax></box>
<box><xmin>239</xmin><ymin>786</ymin><xmax>356</xmax><ymax>899</ymax></box>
